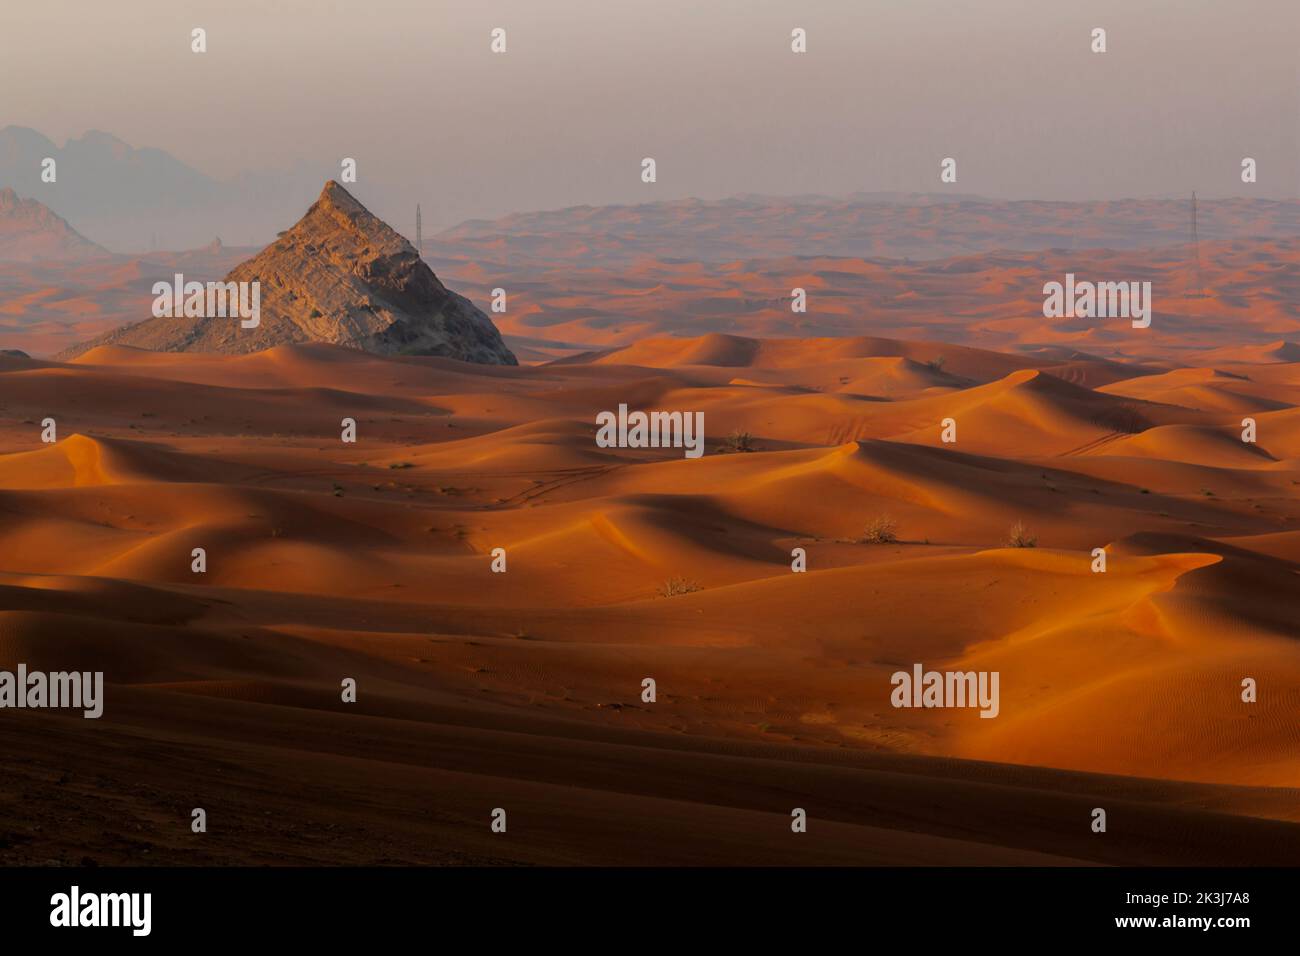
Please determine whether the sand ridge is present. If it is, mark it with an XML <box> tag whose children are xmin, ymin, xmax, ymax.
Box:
<box><xmin>1</xmin><ymin>331</ymin><xmax>1297</xmax><ymax>864</ymax></box>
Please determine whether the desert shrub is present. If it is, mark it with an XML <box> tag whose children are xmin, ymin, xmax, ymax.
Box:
<box><xmin>658</xmin><ymin>577</ymin><xmax>702</xmax><ymax>597</ymax></box>
<box><xmin>723</xmin><ymin>429</ymin><xmax>756</xmax><ymax>453</ymax></box>
<box><xmin>862</xmin><ymin>515</ymin><xmax>899</xmax><ymax>544</ymax></box>
<box><xmin>1007</xmin><ymin>520</ymin><xmax>1037</xmax><ymax>548</ymax></box>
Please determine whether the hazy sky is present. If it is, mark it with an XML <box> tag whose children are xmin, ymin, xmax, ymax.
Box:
<box><xmin>4</xmin><ymin>0</ymin><xmax>1297</xmax><ymax>228</ymax></box>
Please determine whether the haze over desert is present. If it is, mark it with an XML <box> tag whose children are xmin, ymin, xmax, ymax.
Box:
<box><xmin>1</xmin><ymin>4</ymin><xmax>1298</xmax><ymax>903</ymax></box>
<box><xmin>0</xmin><ymin>180</ymin><xmax>1296</xmax><ymax>867</ymax></box>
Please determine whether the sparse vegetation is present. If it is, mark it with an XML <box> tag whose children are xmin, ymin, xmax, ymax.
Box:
<box><xmin>658</xmin><ymin>577</ymin><xmax>703</xmax><ymax>597</ymax></box>
<box><xmin>722</xmin><ymin>429</ymin><xmax>756</xmax><ymax>453</ymax></box>
<box><xmin>861</xmin><ymin>515</ymin><xmax>899</xmax><ymax>544</ymax></box>
<box><xmin>388</xmin><ymin>461</ymin><xmax>414</xmax><ymax>469</ymax></box>
<box><xmin>927</xmin><ymin>355</ymin><xmax>946</xmax><ymax>373</ymax></box>
<box><xmin>1007</xmin><ymin>520</ymin><xmax>1037</xmax><ymax>548</ymax></box>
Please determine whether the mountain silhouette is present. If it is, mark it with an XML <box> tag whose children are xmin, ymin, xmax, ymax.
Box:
<box><xmin>0</xmin><ymin>126</ymin><xmax>329</xmax><ymax>250</ymax></box>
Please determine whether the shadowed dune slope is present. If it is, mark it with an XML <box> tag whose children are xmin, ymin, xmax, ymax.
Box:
<box><xmin>0</xmin><ymin>332</ymin><xmax>1297</xmax><ymax>865</ymax></box>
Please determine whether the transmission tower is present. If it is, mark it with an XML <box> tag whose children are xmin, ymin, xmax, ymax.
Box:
<box><xmin>1189</xmin><ymin>191</ymin><xmax>1203</xmax><ymax>298</ymax></box>
<box><xmin>416</xmin><ymin>204</ymin><xmax>423</xmax><ymax>258</ymax></box>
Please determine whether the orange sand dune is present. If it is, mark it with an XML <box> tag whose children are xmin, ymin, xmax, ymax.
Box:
<box><xmin>590</xmin><ymin>332</ymin><xmax>1041</xmax><ymax>382</ymax></box>
<box><xmin>1093</xmin><ymin>424</ymin><xmax>1279</xmax><ymax>468</ymax></box>
<box><xmin>0</xmin><ymin>335</ymin><xmax>1298</xmax><ymax>865</ymax></box>
<box><xmin>1099</xmin><ymin>366</ymin><xmax>1297</xmax><ymax>413</ymax></box>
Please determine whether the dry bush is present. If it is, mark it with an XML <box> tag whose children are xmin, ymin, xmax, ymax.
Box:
<box><xmin>862</xmin><ymin>515</ymin><xmax>899</xmax><ymax>544</ymax></box>
<box><xmin>1007</xmin><ymin>520</ymin><xmax>1037</xmax><ymax>548</ymax></box>
<box><xmin>723</xmin><ymin>429</ymin><xmax>756</xmax><ymax>453</ymax></box>
<box><xmin>658</xmin><ymin>577</ymin><xmax>703</xmax><ymax>597</ymax></box>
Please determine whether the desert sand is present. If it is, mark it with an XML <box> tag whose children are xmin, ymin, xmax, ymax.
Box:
<box><xmin>1</xmin><ymin>318</ymin><xmax>1298</xmax><ymax>864</ymax></box>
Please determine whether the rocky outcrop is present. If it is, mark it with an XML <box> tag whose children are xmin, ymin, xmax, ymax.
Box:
<box><xmin>60</xmin><ymin>181</ymin><xmax>516</xmax><ymax>364</ymax></box>
<box><xmin>0</xmin><ymin>188</ymin><xmax>107</xmax><ymax>261</ymax></box>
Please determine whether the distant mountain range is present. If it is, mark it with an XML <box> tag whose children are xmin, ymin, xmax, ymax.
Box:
<box><xmin>0</xmin><ymin>126</ymin><xmax>336</xmax><ymax>251</ymax></box>
<box><xmin>0</xmin><ymin>187</ymin><xmax>107</xmax><ymax>261</ymax></box>
<box><xmin>433</xmin><ymin>195</ymin><xmax>1300</xmax><ymax>267</ymax></box>
<box><xmin>8</xmin><ymin>125</ymin><xmax>1300</xmax><ymax>264</ymax></box>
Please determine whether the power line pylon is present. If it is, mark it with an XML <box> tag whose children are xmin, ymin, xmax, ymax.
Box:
<box><xmin>1189</xmin><ymin>191</ymin><xmax>1203</xmax><ymax>299</ymax></box>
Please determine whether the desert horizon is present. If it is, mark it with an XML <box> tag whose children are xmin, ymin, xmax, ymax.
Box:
<box><xmin>2</xmin><ymin>3</ymin><xmax>1298</xmax><ymax>943</ymax></box>
<box><xmin>0</xmin><ymin>177</ymin><xmax>1297</xmax><ymax>870</ymax></box>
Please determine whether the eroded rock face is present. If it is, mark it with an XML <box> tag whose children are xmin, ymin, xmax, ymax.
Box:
<box><xmin>62</xmin><ymin>181</ymin><xmax>516</xmax><ymax>364</ymax></box>
<box><xmin>0</xmin><ymin>188</ymin><xmax>107</xmax><ymax>262</ymax></box>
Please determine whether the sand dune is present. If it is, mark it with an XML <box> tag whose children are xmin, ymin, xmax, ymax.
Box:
<box><xmin>7</xmin><ymin>207</ymin><xmax>1299</xmax><ymax>372</ymax></box>
<box><xmin>1</xmin><ymin>330</ymin><xmax>1297</xmax><ymax>865</ymax></box>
